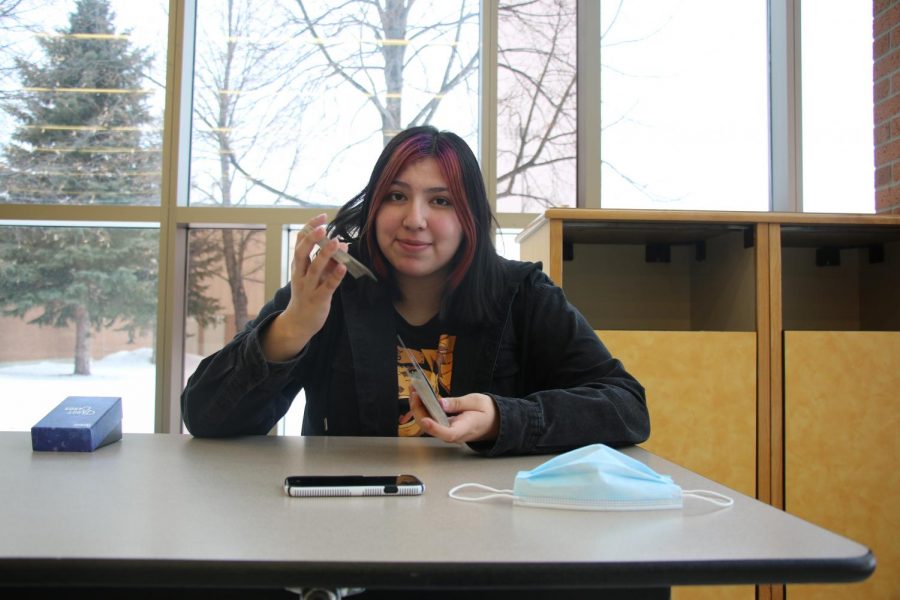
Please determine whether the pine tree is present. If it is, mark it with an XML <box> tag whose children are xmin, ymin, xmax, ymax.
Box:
<box><xmin>0</xmin><ymin>226</ymin><xmax>158</xmax><ymax>374</ymax></box>
<box><xmin>0</xmin><ymin>0</ymin><xmax>160</xmax><ymax>374</ymax></box>
<box><xmin>2</xmin><ymin>0</ymin><xmax>158</xmax><ymax>204</ymax></box>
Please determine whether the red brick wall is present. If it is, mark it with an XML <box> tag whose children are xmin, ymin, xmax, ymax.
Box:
<box><xmin>0</xmin><ymin>313</ymin><xmax>153</xmax><ymax>364</ymax></box>
<box><xmin>875</xmin><ymin>0</ymin><xmax>900</xmax><ymax>214</ymax></box>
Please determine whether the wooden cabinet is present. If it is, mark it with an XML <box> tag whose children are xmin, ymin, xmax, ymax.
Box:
<box><xmin>517</xmin><ymin>209</ymin><xmax>900</xmax><ymax>600</ymax></box>
<box><xmin>777</xmin><ymin>223</ymin><xmax>900</xmax><ymax>600</ymax></box>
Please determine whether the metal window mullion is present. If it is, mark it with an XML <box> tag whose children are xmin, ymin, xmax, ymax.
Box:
<box><xmin>769</xmin><ymin>0</ymin><xmax>802</xmax><ymax>213</ymax></box>
<box><xmin>155</xmin><ymin>0</ymin><xmax>197</xmax><ymax>433</ymax></box>
<box><xmin>576</xmin><ymin>0</ymin><xmax>602</xmax><ymax>209</ymax></box>
<box><xmin>480</xmin><ymin>0</ymin><xmax>498</xmax><ymax>219</ymax></box>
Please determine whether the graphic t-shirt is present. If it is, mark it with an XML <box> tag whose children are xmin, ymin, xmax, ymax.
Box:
<box><xmin>395</xmin><ymin>312</ymin><xmax>456</xmax><ymax>437</ymax></box>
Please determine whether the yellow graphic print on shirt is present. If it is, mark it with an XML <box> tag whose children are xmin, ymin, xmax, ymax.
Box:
<box><xmin>397</xmin><ymin>334</ymin><xmax>455</xmax><ymax>437</ymax></box>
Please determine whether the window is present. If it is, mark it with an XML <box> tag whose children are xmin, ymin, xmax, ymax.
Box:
<box><xmin>0</xmin><ymin>0</ymin><xmax>882</xmax><ymax>434</ymax></box>
<box><xmin>496</xmin><ymin>0</ymin><xmax>577</xmax><ymax>212</ymax></box>
<box><xmin>598</xmin><ymin>0</ymin><xmax>769</xmax><ymax>211</ymax></box>
<box><xmin>0</xmin><ymin>0</ymin><xmax>166</xmax><ymax>433</ymax></box>
<box><xmin>0</xmin><ymin>224</ymin><xmax>159</xmax><ymax>432</ymax></box>
<box><xmin>801</xmin><ymin>0</ymin><xmax>874</xmax><ymax>213</ymax></box>
<box><xmin>190</xmin><ymin>0</ymin><xmax>480</xmax><ymax>208</ymax></box>
<box><xmin>184</xmin><ymin>227</ymin><xmax>266</xmax><ymax>367</ymax></box>
<box><xmin>0</xmin><ymin>0</ymin><xmax>165</xmax><ymax>205</ymax></box>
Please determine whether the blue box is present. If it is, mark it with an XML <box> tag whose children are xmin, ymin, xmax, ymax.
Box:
<box><xmin>31</xmin><ymin>396</ymin><xmax>122</xmax><ymax>452</ymax></box>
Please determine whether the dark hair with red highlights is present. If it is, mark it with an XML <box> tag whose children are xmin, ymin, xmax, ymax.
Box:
<box><xmin>331</xmin><ymin>126</ymin><xmax>502</xmax><ymax>325</ymax></box>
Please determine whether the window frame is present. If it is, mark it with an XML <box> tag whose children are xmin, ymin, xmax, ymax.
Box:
<box><xmin>0</xmin><ymin>0</ymin><xmax>852</xmax><ymax>432</ymax></box>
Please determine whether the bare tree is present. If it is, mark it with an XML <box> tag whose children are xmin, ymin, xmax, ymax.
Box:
<box><xmin>288</xmin><ymin>0</ymin><xmax>479</xmax><ymax>150</ymax></box>
<box><xmin>497</xmin><ymin>0</ymin><xmax>576</xmax><ymax>211</ymax></box>
<box><xmin>191</xmin><ymin>0</ymin><xmax>323</xmax><ymax>207</ymax></box>
<box><xmin>194</xmin><ymin>0</ymin><xmax>584</xmax><ymax>216</ymax></box>
<box><xmin>190</xmin><ymin>0</ymin><xmax>321</xmax><ymax>328</ymax></box>
<box><xmin>289</xmin><ymin>0</ymin><xmax>582</xmax><ymax>211</ymax></box>
<box><xmin>187</xmin><ymin>227</ymin><xmax>262</xmax><ymax>333</ymax></box>
<box><xmin>497</xmin><ymin>0</ymin><xmax>678</xmax><ymax>209</ymax></box>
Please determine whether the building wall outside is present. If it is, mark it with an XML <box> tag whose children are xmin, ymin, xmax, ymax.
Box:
<box><xmin>875</xmin><ymin>0</ymin><xmax>900</xmax><ymax>214</ymax></box>
<box><xmin>0</xmin><ymin>311</ymin><xmax>154</xmax><ymax>364</ymax></box>
<box><xmin>0</xmin><ymin>309</ymin><xmax>243</xmax><ymax>366</ymax></box>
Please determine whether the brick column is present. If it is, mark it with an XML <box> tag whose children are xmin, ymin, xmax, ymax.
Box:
<box><xmin>875</xmin><ymin>0</ymin><xmax>900</xmax><ymax>214</ymax></box>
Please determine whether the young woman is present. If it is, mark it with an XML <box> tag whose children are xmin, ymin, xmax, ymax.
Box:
<box><xmin>181</xmin><ymin>126</ymin><xmax>649</xmax><ymax>456</ymax></box>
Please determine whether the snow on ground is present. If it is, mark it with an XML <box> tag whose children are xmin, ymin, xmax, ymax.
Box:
<box><xmin>0</xmin><ymin>348</ymin><xmax>306</xmax><ymax>434</ymax></box>
<box><xmin>2</xmin><ymin>348</ymin><xmax>167</xmax><ymax>433</ymax></box>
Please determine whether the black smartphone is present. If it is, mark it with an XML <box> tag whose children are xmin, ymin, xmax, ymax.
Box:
<box><xmin>283</xmin><ymin>474</ymin><xmax>425</xmax><ymax>497</ymax></box>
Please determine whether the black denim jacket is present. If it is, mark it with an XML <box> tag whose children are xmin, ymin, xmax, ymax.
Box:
<box><xmin>181</xmin><ymin>259</ymin><xmax>650</xmax><ymax>456</ymax></box>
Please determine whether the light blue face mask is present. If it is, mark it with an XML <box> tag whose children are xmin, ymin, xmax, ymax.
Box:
<box><xmin>449</xmin><ymin>444</ymin><xmax>733</xmax><ymax>511</ymax></box>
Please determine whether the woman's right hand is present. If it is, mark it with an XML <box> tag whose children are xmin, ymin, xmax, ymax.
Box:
<box><xmin>261</xmin><ymin>214</ymin><xmax>348</xmax><ymax>361</ymax></box>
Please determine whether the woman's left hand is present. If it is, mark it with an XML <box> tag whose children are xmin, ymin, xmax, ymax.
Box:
<box><xmin>410</xmin><ymin>391</ymin><xmax>500</xmax><ymax>444</ymax></box>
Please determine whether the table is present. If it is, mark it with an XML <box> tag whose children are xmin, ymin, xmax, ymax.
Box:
<box><xmin>0</xmin><ymin>433</ymin><xmax>874</xmax><ymax>597</ymax></box>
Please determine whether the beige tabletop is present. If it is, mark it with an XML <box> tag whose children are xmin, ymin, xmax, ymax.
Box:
<box><xmin>0</xmin><ymin>433</ymin><xmax>874</xmax><ymax>591</ymax></box>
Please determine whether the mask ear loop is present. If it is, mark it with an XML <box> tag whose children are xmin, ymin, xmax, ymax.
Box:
<box><xmin>448</xmin><ymin>483</ymin><xmax>514</xmax><ymax>502</ymax></box>
<box><xmin>682</xmin><ymin>489</ymin><xmax>735</xmax><ymax>507</ymax></box>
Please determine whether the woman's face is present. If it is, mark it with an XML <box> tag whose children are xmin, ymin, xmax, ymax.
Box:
<box><xmin>375</xmin><ymin>157</ymin><xmax>464</xmax><ymax>285</ymax></box>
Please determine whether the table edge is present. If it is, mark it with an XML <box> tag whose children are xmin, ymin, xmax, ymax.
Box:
<box><xmin>0</xmin><ymin>550</ymin><xmax>876</xmax><ymax>590</ymax></box>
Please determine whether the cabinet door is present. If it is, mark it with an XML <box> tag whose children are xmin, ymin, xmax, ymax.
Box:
<box><xmin>598</xmin><ymin>330</ymin><xmax>757</xmax><ymax>600</ymax></box>
<box><xmin>785</xmin><ymin>331</ymin><xmax>900</xmax><ymax>600</ymax></box>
